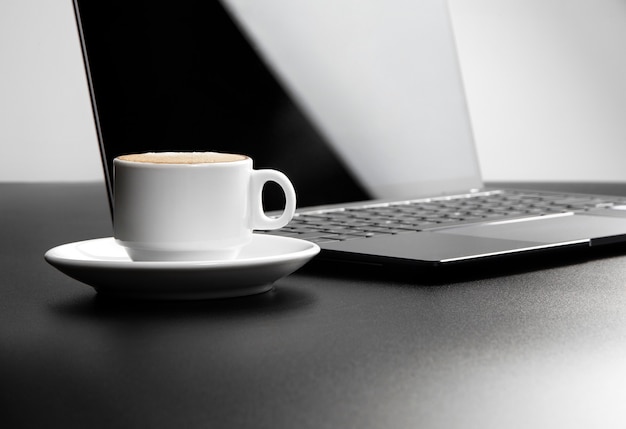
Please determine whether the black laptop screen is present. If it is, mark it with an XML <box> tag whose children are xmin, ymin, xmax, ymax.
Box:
<box><xmin>73</xmin><ymin>0</ymin><xmax>368</xmax><ymax>211</ymax></box>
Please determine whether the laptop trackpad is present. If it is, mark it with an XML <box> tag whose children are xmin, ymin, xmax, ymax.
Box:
<box><xmin>437</xmin><ymin>214</ymin><xmax>626</xmax><ymax>244</ymax></box>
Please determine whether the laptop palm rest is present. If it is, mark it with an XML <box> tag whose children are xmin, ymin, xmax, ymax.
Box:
<box><xmin>438</xmin><ymin>213</ymin><xmax>626</xmax><ymax>245</ymax></box>
<box><xmin>322</xmin><ymin>213</ymin><xmax>626</xmax><ymax>264</ymax></box>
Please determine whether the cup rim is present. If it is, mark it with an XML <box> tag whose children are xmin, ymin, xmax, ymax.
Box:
<box><xmin>114</xmin><ymin>152</ymin><xmax>251</xmax><ymax>167</ymax></box>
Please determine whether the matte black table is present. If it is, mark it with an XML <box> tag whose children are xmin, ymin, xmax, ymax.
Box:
<box><xmin>3</xmin><ymin>182</ymin><xmax>626</xmax><ymax>428</ymax></box>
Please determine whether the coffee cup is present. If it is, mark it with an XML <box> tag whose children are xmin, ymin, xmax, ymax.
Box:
<box><xmin>113</xmin><ymin>151</ymin><xmax>296</xmax><ymax>261</ymax></box>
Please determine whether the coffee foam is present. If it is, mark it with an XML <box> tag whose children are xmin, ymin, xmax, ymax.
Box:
<box><xmin>117</xmin><ymin>152</ymin><xmax>248</xmax><ymax>164</ymax></box>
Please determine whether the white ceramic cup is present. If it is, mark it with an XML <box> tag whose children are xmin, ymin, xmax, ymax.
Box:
<box><xmin>113</xmin><ymin>152</ymin><xmax>296</xmax><ymax>261</ymax></box>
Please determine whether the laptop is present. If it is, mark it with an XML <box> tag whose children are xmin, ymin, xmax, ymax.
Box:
<box><xmin>72</xmin><ymin>0</ymin><xmax>626</xmax><ymax>268</ymax></box>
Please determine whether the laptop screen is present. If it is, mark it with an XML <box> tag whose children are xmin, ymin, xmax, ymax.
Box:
<box><xmin>73</xmin><ymin>0</ymin><xmax>481</xmax><ymax>210</ymax></box>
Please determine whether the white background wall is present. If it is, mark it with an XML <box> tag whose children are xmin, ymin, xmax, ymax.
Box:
<box><xmin>1</xmin><ymin>0</ymin><xmax>625</xmax><ymax>183</ymax></box>
<box><xmin>451</xmin><ymin>0</ymin><xmax>626</xmax><ymax>183</ymax></box>
<box><xmin>0</xmin><ymin>0</ymin><xmax>102</xmax><ymax>181</ymax></box>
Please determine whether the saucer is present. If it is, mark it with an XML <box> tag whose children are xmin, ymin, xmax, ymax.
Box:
<box><xmin>44</xmin><ymin>234</ymin><xmax>320</xmax><ymax>300</ymax></box>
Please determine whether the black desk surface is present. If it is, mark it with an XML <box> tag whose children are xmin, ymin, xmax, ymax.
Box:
<box><xmin>3</xmin><ymin>182</ymin><xmax>626</xmax><ymax>428</ymax></box>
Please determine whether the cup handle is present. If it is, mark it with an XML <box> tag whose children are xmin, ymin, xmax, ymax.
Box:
<box><xmin>250</xmin><ymin>169</ymin><xmax>297</xmax><ymax>230</ymax></box>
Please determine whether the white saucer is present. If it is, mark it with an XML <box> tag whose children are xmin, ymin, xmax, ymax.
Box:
<box><xmin>45</xmin><ymin>235</ymin><xmax>320</xmax><ymax>300</ymax></box>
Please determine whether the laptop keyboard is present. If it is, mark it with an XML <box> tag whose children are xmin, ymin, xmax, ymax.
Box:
<box><xmin>263</xmin><ymin>190</ymin><xmax>626</xmax><ymax>244</ymax></box>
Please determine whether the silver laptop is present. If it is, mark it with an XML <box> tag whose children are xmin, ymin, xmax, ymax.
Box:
<box><xmin>73</xmin><ymin>0</ymin><xmax>626</xmax><ymax>268</ymax></box>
